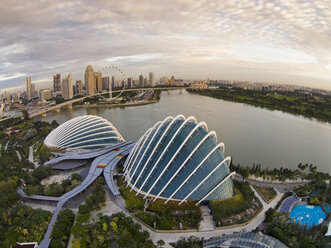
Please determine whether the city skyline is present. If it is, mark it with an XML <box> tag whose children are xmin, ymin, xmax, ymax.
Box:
<box><xmin>0</xmin><ymin>0</ymin><xmax>331</xmax><ymax>93</ymax></box>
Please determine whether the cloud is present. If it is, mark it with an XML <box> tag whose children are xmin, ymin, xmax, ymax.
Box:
<box><xmin>0</xmin><ymin>0</ymin><xmax>331</xmax><ymax>93</ymax></box>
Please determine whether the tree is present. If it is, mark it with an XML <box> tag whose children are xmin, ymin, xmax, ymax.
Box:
<box><xmin>71</xmin><ymin>239</ymin><xmax>82</xmax><ymax>248</ymax></box>
<box><xmin>22</xmin><ymin>110</ymin><xmax>30</xmax><ymax>120</ymax></box>
<box><xmin>157</xmin><ymin>239</ymin><xmax>165</xmax><ymax>247</ymax></box>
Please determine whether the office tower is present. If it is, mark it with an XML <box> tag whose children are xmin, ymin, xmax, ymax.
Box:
<box><xmin>31</xmin><ymin>83</ymin><xmax>35</xmax><ymax>98</ymax></box>
<box><xmin>111</xmin><ymin>76</ymin><xmax>115</xmax><ymax>90</ymax></box>
<box><xmin>53</xmin><ymin>74</ymin><xmax>61</xmax><ymax>92</ymax></box>
<box><xmin>62</xmin><ymin>74</ymin><xmax>73</xmax><ymax>99</ymax></box>
<box><xmin>139</xmin><ymin>74</ymin><xmax>144</xmax><ymax>87</ymax></box>
<box><xmin>76</xmin><ymin>80</ymin><xmax>83</xmax><ymax>94</ymax></box>
<box><xmin>149</xmin><ymin>72</ymin><xmax>155</xmax><ymax>87</ymax></box>
<box><xmin>170</xmin><ymin>76</ymin><xmax>175</xmax><ymax>86</ymax></box>
<box><xmin>5</xmin><ymin>92</ymin><xmax>11</xmax><ymax>104</ymax></box>
<box><xmin>94</xmin><ymin>72</ymin><xmax>103</xmax><ymax>92</ymax></box>
<box><xmin>102</xmin><ymin>77</ymin><xmax>110</xmax><ymax>90</ymax></box>
<box><xmin>26</xmin><ymin>77</ymin><xmax>31</xmax><ymax>100</ymax></box>
<box><xmin>85</xmin><ymin>65</ymin><xmax>95</xmax><ymax>96</ymax></box>
<box><xmin>144</xmin><ymin>77</ymin><xmax>148</xmax><ymax>87</ymax></box>
<box><xmin>40</xmin><ymin>89</ymin><xmax>52</xmax><ymax>101</ymax></box>
<box><xmin>127</xmin><ymin>78</ymin><xmax>133</xmax><ymax>88</ymax></box>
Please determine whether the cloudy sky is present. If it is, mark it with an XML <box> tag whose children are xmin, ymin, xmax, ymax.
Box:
<box><xmin>1</xmin><ymin>0</ymin><xmax>331</xmax><ymax>93</ymax></box>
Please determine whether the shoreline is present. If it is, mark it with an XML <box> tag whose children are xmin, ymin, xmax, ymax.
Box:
<box><xmin>188</xmin><ymin>89</ymin><xmax>331</xmax><ymax>125</ymax></box>
<box><xmin>73</xmin><ymin>99</ymin><xmax>158</xmax><ymax>108</ymax></box>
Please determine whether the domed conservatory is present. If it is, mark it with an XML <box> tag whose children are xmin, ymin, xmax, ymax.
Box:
<box><xmin>123</xmin><ymin>115</ymin><xmax>235</xmax><ymax>205</ymax></box>
<box><xmin>44</xmin><ymin>115</ymin><xmax>124</xmax><ymax>151</ymax></box>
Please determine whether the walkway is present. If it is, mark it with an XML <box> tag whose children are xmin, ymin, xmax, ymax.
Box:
<box><xmin>199</xmin><ymin>205</ymin><xmax>214</xmax><ymax>231</ymax></box>
<box><xmin>17</xmin><ymin>142</ymin><xmax>134</xmax><ymax>248</ymax></box>
<box><xmin>235</xmin><ymin>174</ymin><xmax>308</xmax><ymax>192</ymax></box>
<box><xmin>125</xmin><ymin>186</ymin><xmax>284</xmax><ymax>246</ymax></box>
<box><xmin>28</xmin><ymin>145</ymin><xmax>38</xmax><ymax>168</ymax></box>
<box><xmin>43</xmin><ymin>142</ymin><xmax>133</xmax><ymax>166</ymax></box>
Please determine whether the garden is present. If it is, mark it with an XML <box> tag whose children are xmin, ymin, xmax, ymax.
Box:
<box><xmin>210</xmin><ymin>181</ymin><xmax>262</xmax><ymax>227</ymax></box>
<box><xmin>118</xmin><ymin>177</ymin><xmax>201</xmax><ymax>230</ymax></box>
<box><xmin>253</xmin><ymin>185</ymin><xmax>277</xmax><ymax>203</ymax></box>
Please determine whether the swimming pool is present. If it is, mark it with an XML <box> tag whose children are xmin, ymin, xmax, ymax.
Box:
<box><xmin>289</xmin><ymin>205</ymin><xmax>327</xmax><ymax>229</ymax></box>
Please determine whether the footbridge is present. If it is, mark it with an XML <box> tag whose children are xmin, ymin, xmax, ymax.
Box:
<box><xmin>19</xmin><ymin>142</ymin><xmax>135</xmax><ymax>248</ymax></box>
<box><xmin>44</xmin><ymin>142</ymin><xmax>134</xmax><ymax>166</ymax></box>
<box><xmin>29</xmin><ymin>87</ymin><xmax>187</xmax><ymax>118</ymax></box>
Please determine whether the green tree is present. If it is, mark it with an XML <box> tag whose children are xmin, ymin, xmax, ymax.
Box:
<box><xmin>22</xmin><ymin>110</ymin><xmax>30</xmax><ymax>120</ymax></box>
<box><xmin>157</xmin><ymin>239</ymin><xmax>165</xmax><ymax>247</ymax></box>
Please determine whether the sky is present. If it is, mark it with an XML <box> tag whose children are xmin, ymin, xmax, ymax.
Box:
<box><xmin>0</xmin><ymin>0</ymin><xmax>331</xmax><ymax>93</ymax></box>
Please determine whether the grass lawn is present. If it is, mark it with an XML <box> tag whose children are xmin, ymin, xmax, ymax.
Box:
<box><xmin>254</xmin><ymin>185</ymin><xmax>277</xmax><ymax>203</ymax></box>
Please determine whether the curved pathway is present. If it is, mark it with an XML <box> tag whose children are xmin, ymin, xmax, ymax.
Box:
<box><xmin>18</xmin><ymin>142</ymin><xmax>134</xmax><ymax>248</ymax></box>
<box><xmin>43</xmin><ymin>142</ymin><xmax>133</xmax><ymax>166</ymax></box>
<box><xmin>120</xmin><ymin>186</ymin><xmax>283</xmax><ymax>246</ymax></box>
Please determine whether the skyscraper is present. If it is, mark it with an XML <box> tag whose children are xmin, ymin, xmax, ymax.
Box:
<box><xmin>85</xmin><ymin>65</ymin><xmax>95</xmax><ymax>96</ymax></box>
<box><xmin>170</xmin><ymin>76</ymin><xmax>175</xmax><ymax>86</ymax></box>
<box><xmin>53</xmin><ymin>74</ymin><xmax>61</xmax><ymax>92</ymax></box>
<box><xmin>139</xmin><ymin>74</ymin><xmax>144</xmax><ymax>87</ymax></box>
<box><xmin>94</xmin><ymin>72</ymin><xmax>103</xmax><ymax>92</ymax></box>
<box><xmin>102</xmin><ymin>77</ymin><xmax>110</xmax><ymax>90</ymax></box>
<box><xmin>144</xmin><ymin>77</ymin><xmax>148</xmax><ymax>87</ymax></box>
<box><xmin>5</xmin><ymin>92</ymin><xmax>11</xmax><ymax>104</ymax></box>
<box><xmin>26</xmin><ymin>77</ymin><xmax>31</xmax><ymax>100</ymax></box>
<box><xmin>62</xmin><ymin>74</ymin><xmax>73</xmax><ymax>99</ymax></box>
<box><xmin>149</xmin><ymin>72</ymin><xmax>155</xmax><ymax>87</ymax></box>
<box><xmin>76</xmin><ymin>80</ymin><xmax>83</xmax><ymax>94</ymax></box>
<box><xmin>127</xmin><ymin>78</ymin><xmax>133</xmax><ymax>88</ymax></box>
<box><xmin>31</xmin><ymin>83</ymin><xmax>35</xmax><ymax>98</ymax></box>
<box><xmin>111</xmin><ymin>76</ymin><xmax>116</xmax><ymax>90</ymax></box>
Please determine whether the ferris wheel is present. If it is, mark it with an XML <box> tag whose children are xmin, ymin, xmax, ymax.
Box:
<box><xmin>100</xmin><ymin>65</ymin><xmax>127</xmax><ymax>100</ymax></box>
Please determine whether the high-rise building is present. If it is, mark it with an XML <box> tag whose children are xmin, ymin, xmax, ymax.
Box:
<box><xmin>85</xmin><ymin>65</ymin><xmax>95</xmax><ymax>96</ymax></box>
<box><xmin>76</xmin><ymin>80</ymin><xmax>83</xmax><ymax>94</ymax></box>
<box><xmin>144</xmin><ymin>77</ymin><xmax>148</xmax><ymax>87</ymax></box>
<box><xmin>170</xmin><ymin>76</ymin><xmax>175</xmax><ymax>86</ymax></box>
<box><xmin>149</xmin><ymin>72</ymin><xmax>155</xmax><ymax>87</ymax></box>
<box><xmin>102</xmin><ymin>77</ymin><xmax>110</xmax><ymax>90</ymax></box>
<box><xmin>94</xmin><ymin>72</ymin><xmax>103</xmax><ymax>92</ymax></box>
<box><xmin>111</xmin><ymin>76</ymin><xmax>116</xmax><ymax>90</ymax></box>
<box><xmin>160</xmin><ymin>76</ymin><xmax>169</xmax><ymax>85</ymax></box>
<box><xmin>31</xmin><ymin>83</ymin><xmax>35</xmax><ymax>98</ymax></box>
<box><xmin>5</xmin><ymin>92</ymin><xmax>11</xmax><ymax>104</ymax></box>
<box><xmin>127</xmin><ymin>78</ymin><xmax>133</xmax><ymax>88</ymax></box>
<box><xmin>26</xmin><ymin>77</ymin><xmax>32</xmax><ymax>100</ymax></box>
<box><xmin>62</xmin><ymin>74</ymin><xmax>73</xmax><ymax>99</ymax></box>
<box><xmin>139</xmin><ymin>74</ymin><xmax>144</xmax><ymax>87</ymax></box>
<box><xmin>53</xmin><ymin>74</ymin><xmax>61</xmax><ymax>92</ymax></box>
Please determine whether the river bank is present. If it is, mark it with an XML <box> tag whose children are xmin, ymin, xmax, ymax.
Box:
<box><xmin>188</xmin><ymin>88</ymin><xmax>331</xmax><ymax>124</ymax></box>
<box><xmin>40</xmin><ymin>90</ymin><xmax>331</xmax><ymax>174</ymax></box>
<box><xmin>74</xmin><ymin>99</ymin><xmax>157</xmax><ymax>108</ymax></box>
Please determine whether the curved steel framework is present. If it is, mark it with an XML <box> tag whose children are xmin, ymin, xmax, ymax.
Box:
<box><xmin>44</xmin><ymin>115</ymin><xmax>124</xmax><ymax>150</ymax></box>
<box><xmin>124</xmin><ymin>115</ymin><xmax>234</xmax><ymax>205</ymax></box>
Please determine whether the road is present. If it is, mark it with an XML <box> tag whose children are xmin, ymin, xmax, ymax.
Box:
<box><xmin>234</xmin><ymin>174</ymin><xmax>309</xmax><ymax>192</ymax></box>
<box><xmin>29</xmin><ymin>87</ymin><xmax>187</xmax><ymax>118</ymax></box>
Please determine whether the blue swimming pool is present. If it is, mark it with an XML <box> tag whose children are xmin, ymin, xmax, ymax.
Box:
<box><xmin>289</xmin><ymin>205</ymin><xmax>326</xmax><ymax>229</ymax></box>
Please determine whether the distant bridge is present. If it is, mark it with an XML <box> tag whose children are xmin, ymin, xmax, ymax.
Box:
<box><xmin>29</xmin><ymin>87</ymin><xmax>186</xmax><ymax>118</ymax></box>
